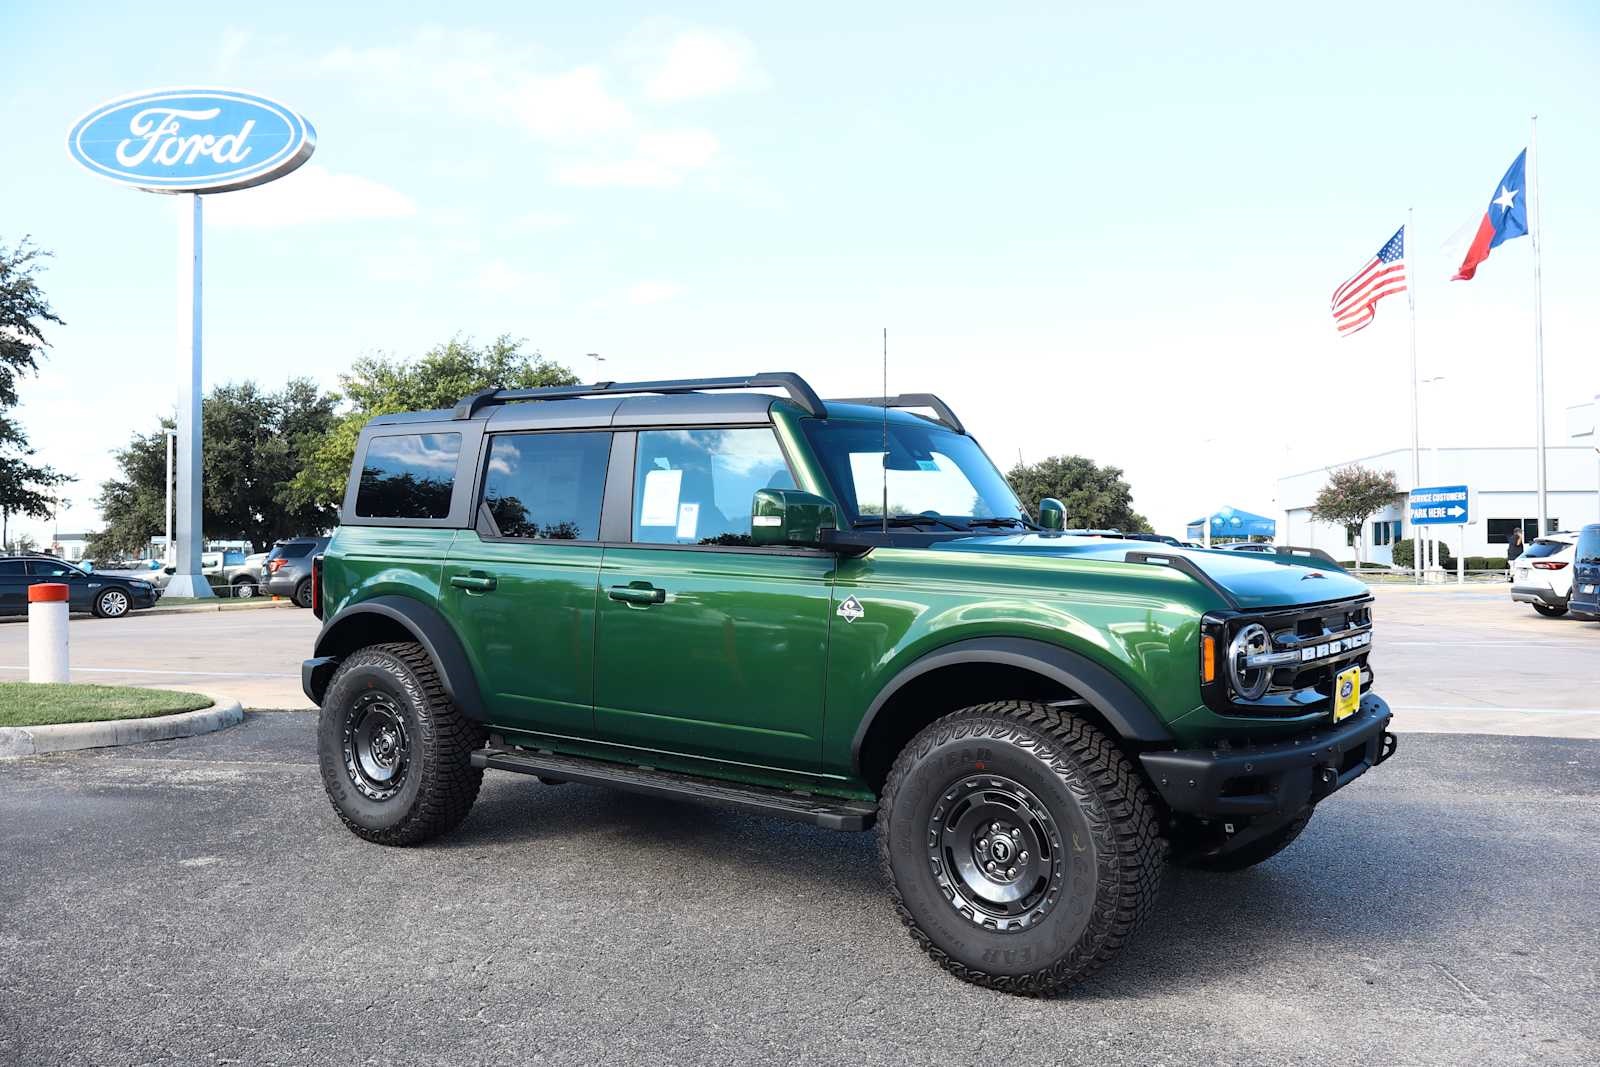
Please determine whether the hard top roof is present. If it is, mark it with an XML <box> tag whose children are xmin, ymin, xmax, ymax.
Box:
<box><xmin>365</xmin><ymin>372</ymin><xmax>966</xmax><ymax>433</ymax></box>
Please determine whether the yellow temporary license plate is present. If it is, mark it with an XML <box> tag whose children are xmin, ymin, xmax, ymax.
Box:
<box><xmin>1333</xmin><ymin>666</ymin><xmax>1361</xmax><ymax>723</ymax></box>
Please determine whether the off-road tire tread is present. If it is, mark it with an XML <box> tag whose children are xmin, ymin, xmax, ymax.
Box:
<box><xmin>877</xmin><ymin>700</ymin><xmax>1165</xmax><ymax>995</ymax></box>
<box><xmin>322</xmin><ymin>641</ymin><xmax>485</xmax><ymax>846</ymax></box>
<box><xmin>1174</xmin><ymin>808</ymin><xmax>1313</xmax><ymax>872</ymax></box>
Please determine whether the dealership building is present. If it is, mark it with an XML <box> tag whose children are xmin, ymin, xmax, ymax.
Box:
<box><xmin>1276</xmin><ymin>398</ymin><xmax>1600</xmax><ymax>565</ymax></box>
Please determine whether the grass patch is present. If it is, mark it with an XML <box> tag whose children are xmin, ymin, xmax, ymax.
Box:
<box><xmin>0</xmin><ymin>683</ymin><xmax>212</xmax><ymax>728</ymax></box>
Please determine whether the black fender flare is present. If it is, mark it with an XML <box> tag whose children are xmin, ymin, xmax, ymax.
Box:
<box><xmin>850</xmin><ymin>636</ymin><xmax>1173</xmax><ymax>776</ymax></box>
<box><xmin>307</xmin><ymin>595</ymin><xmax>485</xmax><ymax>719</ymax></box>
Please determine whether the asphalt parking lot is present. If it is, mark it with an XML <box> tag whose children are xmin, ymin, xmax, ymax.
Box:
<box><xmin>1</xmin><ymin>584</ymin><xmax>1597</xmax><ymax>1064</ymax></box>
<box><xmin>1</xmin><ymin>716</ymin><xmax>1596</xmax><ymax>1065</ymax></box>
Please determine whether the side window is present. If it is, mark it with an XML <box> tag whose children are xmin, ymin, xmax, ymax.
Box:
<box><xmin>482</xmin><ymin>432</ymin><xmax>611</xmax><ymax>541</ymax></box>
<box><xmin>632</xmin><ymin>428</ymin><xmax>795</xmax><ymax>546</ymax></box>
<box><xmin>28</xmin><ymin>560</ymin><xmax>75</xmax><ymax>577</ymax></box>
<box><xmin>0</xmin><ymin>560</ymin><xmax>29</xmax><ymax>576</ymax></box>
<box><xmin>356</xmin><ymin>433</ymin><xmax>461</xmax><ymax>519</ymax></box>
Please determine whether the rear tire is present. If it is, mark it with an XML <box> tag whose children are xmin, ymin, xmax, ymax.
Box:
<box><xmin>1533</xmin><ymin>603</ymin><xmax>1568</xmax><ymax>618</ymax></box>
<box><xmin>1173</xmin><ymin>809</ymin><xmax>1314</xmax><ymax>872</ymax></box>
<box><xmin>293</xmin><ymin>577</ymin><xmax>313</xmax><ymax>608</ymax></box>
<box><xmin>318</xmin><ymin>642</ymin><xmax>486</xmax><ymax>846</ymax></box>
<box><xmin>877</xmin><ymin>701</ymin><xmax>1165</xmax><ymax>995</ymax></box>
<box><xmin>233</xmin><ymin>579</ymin><xmax>258</xmax><ymax>599</ymax></box>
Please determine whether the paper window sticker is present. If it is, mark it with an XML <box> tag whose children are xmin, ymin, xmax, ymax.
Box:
<box><xmin>639</xmin><ymin>469</ymin><xmax>683</xmax><ymax>526</ymax></box>
<box><xmin>676</xmin><ymin>502</ymin><xmax>700</xmax><ymax>540</ymax></box>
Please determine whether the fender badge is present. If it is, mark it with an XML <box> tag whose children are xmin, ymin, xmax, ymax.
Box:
<box><xmin>836</xmin><ymin>595</ymin><xmax>865</xmax><ymax>623</ymax></box>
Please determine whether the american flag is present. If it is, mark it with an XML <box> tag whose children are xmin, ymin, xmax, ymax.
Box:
<box><xmin>1331</xmin><ymin>226</ymin><xmax>1407</xmax><ymax>336</ymax></box>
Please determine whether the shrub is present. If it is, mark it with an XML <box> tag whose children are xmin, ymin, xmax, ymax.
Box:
<box><xmin>1392</xmin><ymin>538</ymin><xmax>1454</xmax><ymax>569</ymax></box>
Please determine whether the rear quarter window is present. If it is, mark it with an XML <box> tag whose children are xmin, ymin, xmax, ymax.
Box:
<box><xmin>356</xmin><ymin>433</ymin><xmax>462</xmax><ymax>519</ymax></box>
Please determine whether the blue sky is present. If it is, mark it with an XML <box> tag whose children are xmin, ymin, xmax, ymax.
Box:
<box><xmin>5</xmin><ymin>1</ymin><xmax>1599</xmax><ymax>542</ymax></box>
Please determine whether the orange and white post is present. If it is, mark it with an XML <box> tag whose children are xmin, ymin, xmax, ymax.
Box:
<box><xmin>28</xmin><ymin>582</ymin><xmax>69</xmax><ymax>683</ymax></box>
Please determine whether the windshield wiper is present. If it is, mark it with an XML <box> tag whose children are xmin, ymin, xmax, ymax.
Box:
<box><xmin>964</xmin><ymin>517</ymin><xmax>1040</xmax><ymax>531</ymax></box>
<box><xmin>853</xmin><ymin>515</ymin><xmax>969</xmax><ymax>532</ymax></box>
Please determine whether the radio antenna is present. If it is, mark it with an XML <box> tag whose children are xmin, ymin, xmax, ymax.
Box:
<box><xmin>881</xmin><ymin>327</ymin><xmax>889</xmax><ymax>534</ymax></box>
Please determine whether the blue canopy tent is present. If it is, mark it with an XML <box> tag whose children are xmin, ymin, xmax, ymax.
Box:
<box><xmin>1185</xmin><ymin>506</ymin><xmax>1277</xmax><ymax>542</ymax></box>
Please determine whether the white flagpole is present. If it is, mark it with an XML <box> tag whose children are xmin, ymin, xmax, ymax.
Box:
<box><xmin>1407</xmin><ymin>207</ymin><xmax>1422</xmax><ymax>581</ymax></box>
<box><xmin>1530</xmin><ymin>115</ymin><xmax>1549</xmax><ymax>537</ymax></box>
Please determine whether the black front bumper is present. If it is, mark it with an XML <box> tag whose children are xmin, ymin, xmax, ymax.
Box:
<box><xmin>302</xmin><ymin>656</ymin><xmax>338</xmax><ymax>706</ymax></box>
<box><xmin>1141</xmin><ymin>693</ymin><xmax>1395</xmax><ymax>818</ymax></box>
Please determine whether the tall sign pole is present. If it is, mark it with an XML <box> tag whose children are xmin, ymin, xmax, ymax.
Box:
<box><xmin>1406</xmin><ymin>207</ymin><xmax>1423</xmax><ymax>581</ymax></box>
<box><xmin>68</xmin><ymin>88</ymin><xmax>316</xmax><ymax>592</ymax></box>
<box><xmin>167</xmin><ymin>193</ymin><xmax>209</xmax><ymax>597</ymax></box>
<box><xmin>1529</xmin><ymin>114</ymin><xmax>1549</xmax><ymax>537</ymax></box>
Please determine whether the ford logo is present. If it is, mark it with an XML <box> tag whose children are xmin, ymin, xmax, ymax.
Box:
<box><xmin>67</xmin><ymin>88</ymin><xmax>315</xmax><ymax>194</ymax></box>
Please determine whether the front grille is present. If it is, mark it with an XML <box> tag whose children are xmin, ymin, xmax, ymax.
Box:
<box><xmin>1203</xmin><ymin>596</ymin><xmax>1374</xmax><ymax>718</ymax></box>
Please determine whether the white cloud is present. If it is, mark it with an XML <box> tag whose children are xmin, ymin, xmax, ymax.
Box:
<box><xmin>555</xmin><ymin>129</ymin><xmax>719</xmax><ymax>189</ymax></box>
<box><xmin>205</xmin><ymin>166</ymin><xmax>418</xmax><ymax>229</ymax></box>
<box><xmin>320</xmin><ymin>31</ymin><xmax>633</xmax><ymax>144</ymax></box>
<box><xmin>627</xmin><ymin>281</ymin><xmax>683</xmax><ymax>305</ymax></box>
<box><xmin>474</xmin><ymin>259</ymin><xmax>558</xmax><ymax>299</ymax></box>
<box><xmin>513</xmin><ymin>211</ymin><xmax>575</xmax><ymax>231</ymax></box>
<box><xmin>506</xmin><ymin>66</ymin><xmax>633</xmax><ymax>141</ymax></box>
<box><xmin>631</xmin><ymin>26</ymin><xmax>768</xmax><ymax>103</ymax></box>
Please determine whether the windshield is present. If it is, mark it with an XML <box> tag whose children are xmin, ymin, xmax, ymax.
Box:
<box><xmin>1578</xmin><ymin>527</ymin><xmax>1600</xmax><ymax>566</ymax></box>
<box><xmin>800</xmin><ymin>418</ymin><xmax>1025</xmax><ymax>526</ymax></box>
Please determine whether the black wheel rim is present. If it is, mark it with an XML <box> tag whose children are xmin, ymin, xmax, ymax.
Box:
<box><xmin>101</xmin><ymin>591</ymin><xmax>128</xmax><ymax>616</ymax></box>
<box><xmin>342</xmin><ymin>691</ymin><xmax>411</xmax><ymax>801</ymax></box>
<box><xmin>927</xmin><ymin>774</ymin><xmax>1065</xmax><ymax>932</ymax></box>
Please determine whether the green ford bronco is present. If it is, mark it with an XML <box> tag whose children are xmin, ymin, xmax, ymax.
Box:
<box><xmin>304</xmin><ymin>372</ymin><xmax>1396</xmax><ymax>994</ymax></box>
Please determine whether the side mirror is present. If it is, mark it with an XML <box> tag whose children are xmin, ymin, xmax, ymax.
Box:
<box><xmin>1038</xmin><ymin>498</ymin><xmax>1066</xmax><ymax>534</ymax></box>
<box><xmin>751</xmin><ymin>488</ymin><xmax>838</xmax><ymax>548</ymax></box>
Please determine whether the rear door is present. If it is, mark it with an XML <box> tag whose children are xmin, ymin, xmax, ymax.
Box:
<box><xmin>592</xmin><ymin>426</ymin><xmax>833</xmax><ymax>770</ymax></box>
<box><xmin>442</xmin><ymin>430</ymin><xmax>612</xmax><ymax>737</ymax></box>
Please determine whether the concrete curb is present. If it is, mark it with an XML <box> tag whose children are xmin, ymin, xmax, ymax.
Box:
<box><xmin>0</xmin><ymin>698</ymin><xmax>244</xmax><ymax>758</ymax></box>
<box><xmin>139</xmin><ymin>600</ymin><xmax>301</xmax><ymax>618</ymax></box>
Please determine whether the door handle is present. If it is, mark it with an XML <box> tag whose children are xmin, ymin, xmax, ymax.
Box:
<box><xmin>608</xmin><ymin>583</ymin><xmax>665</xmax><ymax>605</ymax></box>
<box><xmin>450</xmin><ymin>573</ymin><xmax>497</xmax><ymax>593</ymax></box>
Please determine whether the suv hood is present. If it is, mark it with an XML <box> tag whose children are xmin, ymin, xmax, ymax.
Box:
<box><xmin>925</xmin><ymin>534</ymin><xmax>1368</xmax><ymax>610</ymax></box>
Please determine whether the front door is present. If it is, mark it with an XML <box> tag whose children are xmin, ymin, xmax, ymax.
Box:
<box><xmin>0</xmin><ymin>560</ymin><xmax>28</xmax><ymax>614</ymax></box>
<box><xmin>442</xmin><ymin>430</ymin><xmax>612</xmax><ymax>737</ymax></box>
<box><xmin>593</xmin><ymin>426</ymin><xmax>833</xmax><ymax>770</ymax></box>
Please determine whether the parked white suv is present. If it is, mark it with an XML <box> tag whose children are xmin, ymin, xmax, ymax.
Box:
<box><xmin>1511</xmin><ymin>533</ymin><xmax>1579</xmax><ymax>617</ymax></box>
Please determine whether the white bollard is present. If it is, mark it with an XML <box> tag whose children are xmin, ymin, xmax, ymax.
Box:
<box><xmin>28</xmin><ymin>582</ymin><xmax>70</xmax><ymax>684</ymax></box>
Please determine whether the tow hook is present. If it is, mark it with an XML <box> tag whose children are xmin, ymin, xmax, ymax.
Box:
<box><xmin>1310</xmin><ymin>764</ymin><xmax>1339</xmax><ymax>801</ymax></box>
<box><xmin>1375</xmin><ymin>731</ymin><xmax>1398</xmax><ymax>766</ymax></box>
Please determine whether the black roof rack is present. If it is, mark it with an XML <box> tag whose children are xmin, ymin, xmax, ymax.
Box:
<box><xmin>452</xmin><ymin>372</ymin><xmax>826</xmax><ymax>420</ymax></box>
<box><xmin>828</xmin><ymin>394</ymin><xmax>964</xmax><ymax>434</ymax></box>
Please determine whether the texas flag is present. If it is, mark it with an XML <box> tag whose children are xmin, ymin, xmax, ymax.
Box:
<box><xmin>1453</xmin><ymin>149</ymin><xmax>1529</xmax><ymax>280</ymax></box>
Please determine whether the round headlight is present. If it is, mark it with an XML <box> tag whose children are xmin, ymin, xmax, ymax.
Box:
<box><xmin>1227</xmin><ymin>623</ymin><xmax>1273</xmax><ymax>700</ymax></box>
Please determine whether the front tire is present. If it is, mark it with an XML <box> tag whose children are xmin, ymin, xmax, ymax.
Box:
<box><xmin>233</xmin><ymin>579</ymin><xmax>258</xmax><ymax>599</ymax></box>
<box><xmin>93</xmin><ymin>587</ymin><xmax>132</xmax><ymax>618</ymax></box>
<box><xmin>1533</xmin><ymin>603</ymin><xmax>1568</xmax><ymax>618</ymax></box>
<box><xmin>318</xmin><ymin>642</ymin><xmax>486</xmax><ymax>846</ymax></box>
<box><xmin>878</xmin><ymin>701</ymin><xmax>1165</xmax><ymax>995</ymax></box>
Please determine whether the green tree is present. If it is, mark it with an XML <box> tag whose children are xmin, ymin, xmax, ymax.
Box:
<box><xmin>1309</xmin><ymin>465</ymin><xmax>1399</xmax><ymax>568</ymax></box>
<box><xmin>90</xmin><ymin>379</ymin><xmax>338</xmax><ymax>557</ymax></box>
<box><xmin>1006</xmin><ymin>455</ymin><xmax>1150</xmax><ymax>532</ymax></box>
<box><xmin>285</xmin><ymin>335</ymin><xmax>577</xmax><ymax>512</ymax></box>
<box><xmin>0</xmin><ymin>237</ymin><xmax>71</xmax><ymax>524</ymax></box>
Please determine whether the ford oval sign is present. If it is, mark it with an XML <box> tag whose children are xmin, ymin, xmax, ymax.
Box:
<box><xmin>67</xmin><ymin>88</ymin><xmax>315</xmax><ymax>194</ymax></box>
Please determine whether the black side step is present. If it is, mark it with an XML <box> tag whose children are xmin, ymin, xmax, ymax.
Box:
<box><xmin>471</xmin><ymin>746</ymin><xmax>877</xmax><ymax>831</ymax></box>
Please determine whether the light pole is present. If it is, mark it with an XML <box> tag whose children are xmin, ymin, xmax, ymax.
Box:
<box><xmin>163</xmin><ymin>428</ymin><xmax>177</xmax><ymax>564</ymax></box>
